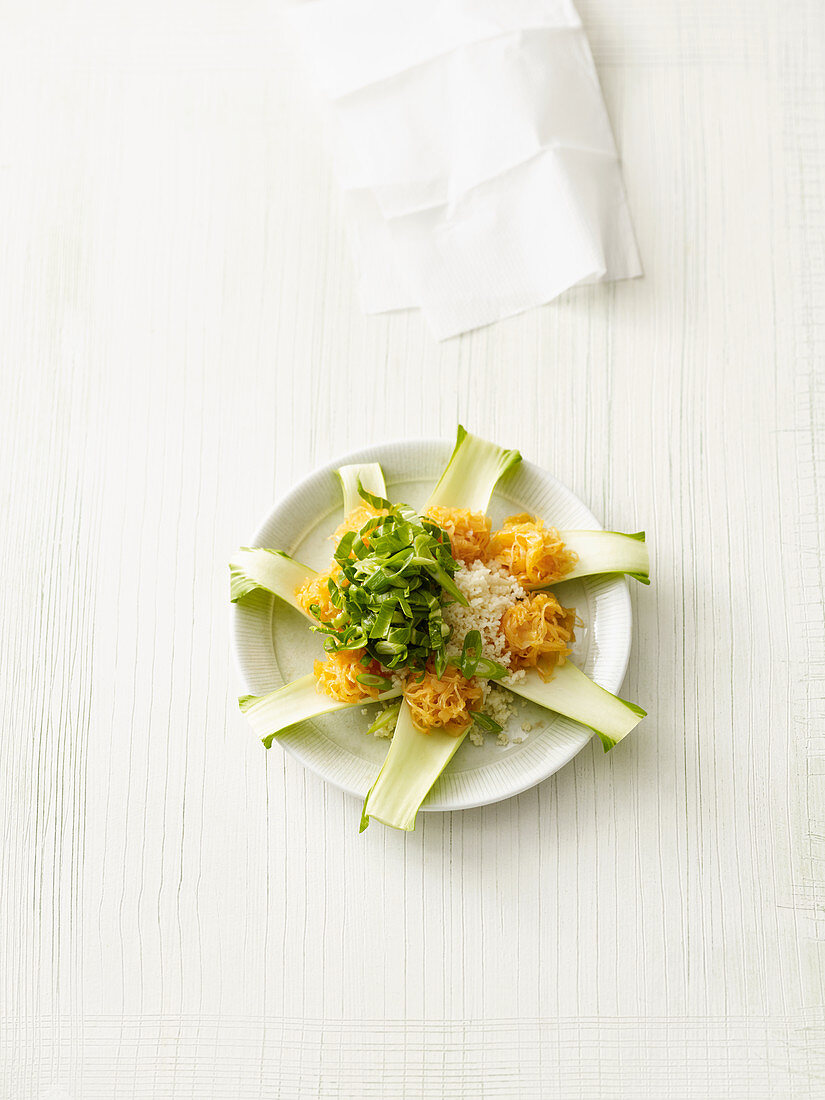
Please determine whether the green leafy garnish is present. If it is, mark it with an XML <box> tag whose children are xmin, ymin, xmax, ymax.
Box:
<box><xmin>459</xmin><ymin>629</ymin><xmax>482</xmax><ymax>678</ymax></box>
<box><xmin>447</xmin><ymin>632</ymin><xmax>509</xmax><ymax>682</ymax></box>
<box><xmin>468</xmin><ymin>710</ymin><xmax>503</xmax><ymax>734</ymax></box>
<box><xmin>366</xmin><ymin>702</ymin><xmax>401</xmax><ymax>737</ymax></box>
<box><xmin>356</xmin><ymin>673</ymin><xmax>394</xmax><ymax>690</ymax></box>
<box><xmin>310</xmin><ymin>482</ymin><xmax>468</xmax><ymax>674</ymax></box>
<box><xmin>473</xmin><ymin>656</ymin><xmax>509</xmax><ymax>680</ymax></box>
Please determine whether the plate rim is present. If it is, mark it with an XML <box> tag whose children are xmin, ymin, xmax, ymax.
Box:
<box><xmin>230</xmin><ymin>436</ymin><xmax>632</xmax><ymax>812</ymax></box>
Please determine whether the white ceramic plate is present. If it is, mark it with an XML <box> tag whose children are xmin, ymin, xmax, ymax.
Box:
<box><xmin>231</xmin><ymin>439</ymin><xmax>632</xmax><ymax>812</ymax></box>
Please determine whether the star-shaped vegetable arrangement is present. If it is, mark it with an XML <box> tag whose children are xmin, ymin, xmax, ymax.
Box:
<box><xmin>230</xmin><ymin>428</ymin><xmax>649</xmax><ymax>831</ymax></box>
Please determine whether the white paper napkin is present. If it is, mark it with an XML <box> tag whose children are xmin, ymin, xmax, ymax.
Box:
<box><xmin>288</xmin><ymin>0</ymin><xmax>641</xmax><ymax>339</ymax></box>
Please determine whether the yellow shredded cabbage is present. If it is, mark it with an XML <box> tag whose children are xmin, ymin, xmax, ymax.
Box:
<box><xmin>332</xmin><ymin>504</ymin><xmax>387</xmax><ymax>544</ymax></box>
<box><xmin>314</xmin><ymin>649</ymin><xmax>384</xmax><ymax>703</ymax></box>
<box><xmin>486</xmin><ymin>513</ymin><xmax>577</xmax><ymax>586</ymax></box>
<box><xmin>295</xmin><ymin>569</ymin><xmax>342</xmax><ymax>623</ymax></box>
<box><xmin>425</xmin><ymin>506</ymin><xmax>491</xmax><ymax>564</ymax></box>
<box><xmin>403</xmin><ymin>664</ymin><xmax>483</xmax><ymax>734</ymax></box>
<box><xmin>501</xmin><ymin>592</ymin><xmax>576</xmax><ymax>680</ymax></box>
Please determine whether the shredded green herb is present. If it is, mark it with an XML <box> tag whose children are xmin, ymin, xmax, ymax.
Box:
<box><xmin>447</xmin><ymin>629</ymin><xmax>508</xmax><ymax>682</ymax></box>
<box><xmin>310</xmin><ymin>481</ymin><xmax>468</xmax><ymax>674</ymax></box>
<box><xmin>468</xmin><ymin>710</ymin><xmax>504</xmax><ymax>734</ymax></box>
<box><xmin>366</xmin><ymin>702</ymin><xmax>401</xmax><ymax>737</ymax></box>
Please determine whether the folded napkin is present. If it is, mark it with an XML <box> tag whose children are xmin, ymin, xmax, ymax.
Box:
<box><xmin>288</xmin><ymin>0</ymin><xmax>641</xmax><ymax>339</ymax></box>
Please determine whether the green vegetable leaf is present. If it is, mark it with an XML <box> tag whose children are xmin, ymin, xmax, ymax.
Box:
<box><xmin>316</xmin><ymin>488</ymin><xmax>468</xmax><ymax>675</ymax></box>
<box><xmin>240</xmin><ymin>674</ymin><xmax>403</xmax><ymax>748</ymax></box>
<box><xmin>505</xmin><ymin>663</ymin><xmax>646</xmax><ymax>752</ymax></box>
<box><xmin>425</xmin><ymin>425</ymin><xmax>522</xmax><ymax>513</ymax></box>
<box><xmin>337</xmin><ymin>463</ymin><xmax>387</xmax><ymax>514</ymax></box>
<box><xmin>229</xmin><ymin>548</ymin><xmax>317</xmax><ymax>617</ymax></box>
<box><xmin>529</xmin><ymin>530</ymin><xmax>651</xmax><ymax>588</ymax></box>
<box><xmin>469</xmin><ymin>710</ymin><xmax>503</xmax><ymax>734</ymax></box>
<box><xmin>361</xmin><ymin>702</ymin><xmax>467</xmax><ymax>831</ymax></box>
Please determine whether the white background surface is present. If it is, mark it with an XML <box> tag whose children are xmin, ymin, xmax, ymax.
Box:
<box><xmin>1</xmin><ymin>1</ymin><xmax>824</xmax><ymax>1097</ymax></box>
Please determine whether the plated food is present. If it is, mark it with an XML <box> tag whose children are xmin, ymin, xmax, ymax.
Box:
<box><xmin>230</xmin><ymin>428</ymin><xmax>649</xmax><ymax>831</ymax></box>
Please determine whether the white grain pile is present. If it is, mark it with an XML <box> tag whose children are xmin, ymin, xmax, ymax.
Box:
<box><xmin>443</xmin><ymin>560</ymin><xmax>524</xmax><ymax>666</ymax></box>
<box><xmin>444</xmin><ymin>560</ymin><xmax>529</xmax><ymax>744</ymax></box>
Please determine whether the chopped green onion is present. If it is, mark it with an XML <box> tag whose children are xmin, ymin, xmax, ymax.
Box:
<box><xmin>317</xmin><ymin>484</ymin><xmax>467</xmax><ymax>674</ymax></box>
<box><xmin>356</xmin><ymin>673</ymin><xmax>394</xmax><ymax>690</ymax></box>
<box><xmin>446</xmin><ymin>644</ymin><xmax>508</xmax><ymax>682</ymax></box>
<box><xmin>469</xmin><ymin>710</ymin><xmax>503</xmax><ymax>733</ymax></box>
<box><xmin>459</xmin><ymin>630</ymin><xmax>482</xmax><ymax>678</ymax></box>
<box><xmin>366</xmin><ymin>702</ymin><xmax>401</xmax><ymax>737</ymax></box>
<box><xmin>473</xmin><ymin>656</ymin><xmax>509</xmax><ymax>680</ymax></box>
<box><xmin>355</xmin><ymin>480</ymin><xmax>396</xmax><ymax>514</ymax></box>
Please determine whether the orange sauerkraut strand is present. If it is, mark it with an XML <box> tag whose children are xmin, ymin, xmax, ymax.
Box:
<box><xmin>501</xmin><ymin>592</ymin><xmax>576</xmax><ymax>679</ymax></box>
<box><xmin>486</xmin><ymin>513</ymin><xmax>577</xmax><ymax>586</ymax></box>
<box><xmin>333</xmin><ymin>504</ymin><xmax>388</xmax><ymax>544</ymax></box>
<box><xmin>425</xmin><ymin>506</ymin><xmax>491</xmax><ymax>564</ymax></box>
<box><xmin>403</xmin><ymin>664</ymin><xmax>483</xmax><ymax>735</ymax></box>
<box><xmin>314</xmin><ymin>649</ymin><xmax>386</xmax><ymax>703</ymax></box>
<box><xmin>295</xmin><ymin>569</ymin><xmax>341</xmax><ymax>623</ymax></box>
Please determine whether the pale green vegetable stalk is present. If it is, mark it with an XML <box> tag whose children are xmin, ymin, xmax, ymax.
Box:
<box><xmin>425</xmin><ymin>425</ymin><xmax>521</xmax><ymax>512</ymax></box>
<box><xmin>337</xmin><ymin>462</ymin><xmax>387</xmax><ymax>514</ymax></box>
<box><xmin>506</xmin><ymin>663</ymin><xmax>646</xmax><ymax>751</ymax></box>
<box><xmin>229</xmin><ymin>548</ymin><xmax>318</xmax><ymax>618</ymax></box>
<box><xmin>360</xmin><ymin>704</ymin><xmax>465</xmax><ymax>831</ymax></box>
<box><xmin>241</xmin><ymin>675</ymin><xmax>403</xmax><ymax>748</ymax></box>
<box><xmin>548</xmin><ymin>530</ymin><xmax>650</xmax><ymax>586</ymax></box>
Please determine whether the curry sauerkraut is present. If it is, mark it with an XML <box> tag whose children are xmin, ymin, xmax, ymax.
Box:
<box><xmin>501</xmin><ymin>591</ymin><xmax>576</xmax><ymax>678</ymax></box>
<box><xmin>295</xmin><ymin>569</ymin><xmax>341</xmax><ymax>623</ymax></box>
<box><xmin>486</xmin><ymin>513</ymin><xmax>578</xmax><ymax>586</ymax></box>
<box><xmin>333</xmin><ymin>504</ymin><xmax>388</xmax><ymax>544</ymax></box>
<box><xmin>314</xmin><ymin>649</ymin><xmax>387</xmax><ymax>704</ymax></box>
<box><xmin>425</xmin><ymin>506</ymin><xmax>491</xmax><ymax>564</ymax></box>
<box><xmin>403</xmin><ymin>664</ymin><xmax>484</xmax><ymax>734</ymax></box>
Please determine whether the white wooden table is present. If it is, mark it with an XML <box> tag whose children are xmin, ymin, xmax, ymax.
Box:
<box><xmin>2</xmin><ymin>2</ymin><xmax>824</xmax><ymax>1097</ymax></box>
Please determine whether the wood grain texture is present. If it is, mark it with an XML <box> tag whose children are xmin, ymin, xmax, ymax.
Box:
<box><xmin>1</xmin><ymin>1</ymin><xmax>824</xmax><ymax>1096</ymax></box>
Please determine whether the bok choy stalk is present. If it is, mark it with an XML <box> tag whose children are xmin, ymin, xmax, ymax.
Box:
<box><xmin>426</xmin><ymin>424</ymin><xmax>521</xmax><ymax>511</ymax></box>
<box><xmin>240</xmin><ymin>674</ymin><xmax>403</xmax><ymax>748</ymax></box>
<box><xmin>541</xmin><ymin>530</ymin><xmax>650</xmax><ymax>586</ymax></box>
<box><xmin>230</xmin><ymin>548</ymin><xmax>317</xmax><ymax>619</ymax></box>
<box><xmin>360</xmin><ymin>703</ymin><xmax>464</xmax><ymax>831</ymax></box>
<box><xmin>337</xmin><ymin>462</ymin><xmax>387</xmax><ymax>513</ymax></box>
<box><xmin>505</xmin><ymin>664</ymin><xmax>646</xmax><ymax>752</ymax></box>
